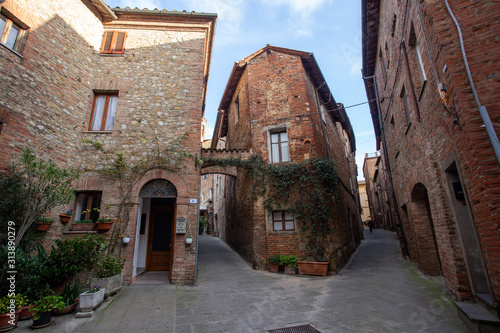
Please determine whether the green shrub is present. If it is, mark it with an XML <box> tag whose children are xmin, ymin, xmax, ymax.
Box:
<box><xmin>44</xmin><ymin>234</ymin><xmax>105</xmax><ymax>286</ymax></box>
<box><xmin>279</xmin><ymin>255</ymin><xmax>298</xmax><ymax>268</ymax></box>
<box><xmin>93</xmin><ymin>254</ymin><xmax>125</xmax><ymax>278</ymax></box>
<box><xmin>32</xmin><ymin>295</ymin><xmax>65</xmax><ymax>320</ymax></box>
<box><xmin>59</xmin><ymin>282</ymin><xmax>81</xmax><ymax>306</ymax></box>
<box><xmin>268</xmin><ymin>254</ymin><xmax>281</xmax><ymax>265</ymax></box>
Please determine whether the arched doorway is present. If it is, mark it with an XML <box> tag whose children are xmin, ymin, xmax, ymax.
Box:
<box><xmin>410</xmin><ymin>183</ymin><xmax>442</xmax><ymax>276</ymax></box>
<box><xmin>134</xmin><ymin>179</ymin><xmax>177</xmax><ymax>278</ymax></box>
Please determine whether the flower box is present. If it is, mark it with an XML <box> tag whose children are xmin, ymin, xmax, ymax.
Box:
<box><xmin>297</xmin><ymin>261</ymin><xmax>329</xmax><ymax>276</ymax></box>
<box><xmin>96</xmin><ymin>221</ymin><xmax>113</xmax><ymax>231</ymax></box>
<box><xmin>90</xmin><ymin>274</ymin><xmax>122</xmax><ymax>298</ymax></box>
<box><xmin>36</xmin><ymin>222</ymin><xmax>51</xmax><ymax>232</ymax></box>
<box><xmin>79</xmin><ymin>288</ymin><xmax>105</xmax><ymax>312</ymax></box>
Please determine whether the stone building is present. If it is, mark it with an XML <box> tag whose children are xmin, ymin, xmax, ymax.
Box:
<box><xmin>362</xmin><ymin>0</ymin><xmax>500</xmax><ymax>328</ymax></box>
<box><xmin>208</xmin><ymin>45</ymin><xmax>363</xmax><ymax>273</ymax></box>
<box><xmin>0</xmin><ymin>0</ymin><xmax>216</xmax><ymax>285</ymax></box>
<box><xmin>357</xmin><ymin>180</ymin><xmax>369</xmax><ymax>224</ymax></box>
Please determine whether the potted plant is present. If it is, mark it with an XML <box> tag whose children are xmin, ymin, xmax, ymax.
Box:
<box><xmin>186</xmin><ymin>236</ymin><xmax>193</xmax><ymax>245</ymax></box>
<box><xmin>72</xmin><ymin>219</ymin><xmax>95</xmax><ymax>231</ymax></box>
<box><xmin>35</xmin><ymin>217</ymin><xmax>53</xmax><ymax>232</ymax></box>
<box><xmin>79</xmin><ymin>286</ymin><xmax>105</xmax><ymax>312</ymax></box>
<box><xmin>119</xmin><ymin>234</ymin><xmax>130</xmax><ymax>244</ymax></box>
<box><xmin>268</xmin><ymin>254</ymin><xmax>281</xmax><ymax>273</ymax></box>
<box><xmin>280</xmin><ymin>255</ymin><xmax>297</xmax><ymax>274</ymax></box>
<box><xmin>31</xmin><ymin>295</ymin><xmax>65</xmax><ymax>329</ymax></box>
<box><xmin>297</xmin><ymin>257</ymin><xmax>329</xmax><ymax>276</ymax></box>
<box><xmin>90</xmin><ymin>254</ymin><xmax>125</xmax><ymax>298</ymax></box>
<box><xmin>199</xmin><ymin>216</ymin><xmax>208</xmax><ymax>235</ymax></box>
<box><xmin>95</xmin><ymin>216</ymin><xmax>114</xmax><ymax>231</ymax></box>
<box><xmin>53</xmin><ymin>282</ymin><xmax>80</xmax><ymax>316</ymax></box>
<box><xmin>0</xmin><ymin>294</ymin><xmax>22</xmax><ymax>331</ymax></box>
<box><xmin>18</xmin><ymin>294</ymin><xmax>35</xmax><ymax>320</ymax></box>
<box><xmin>59</xmin><ymin>209</ymin><xmax>73</xmax><ymax>224</ymax></box>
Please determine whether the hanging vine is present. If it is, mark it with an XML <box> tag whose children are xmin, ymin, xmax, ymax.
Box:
<box><xmin>202</xmin><ymin>155</ymin><xmax>341</xmax><ymax>260</ymax></box>
<box><xmin>82</xmin><ymin>119</ymin><xmax>193</xmax><ymax>254</ymax></box>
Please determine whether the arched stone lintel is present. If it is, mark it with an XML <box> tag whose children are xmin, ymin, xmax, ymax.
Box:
<box><xmin>200</xmin><ymin>165</ymin><xmax>238</xmax><ymax>177</ymax></box>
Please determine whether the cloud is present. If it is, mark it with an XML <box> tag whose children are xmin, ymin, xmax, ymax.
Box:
<box><xmin>356</xmin><ymin>131</ymin><xmax>375</xmax><ymax>137</ymax></box>
<box><xmin>261</xmin><ymin>0</ymin><xmax>332</xmax><ymax>36</ymax></box>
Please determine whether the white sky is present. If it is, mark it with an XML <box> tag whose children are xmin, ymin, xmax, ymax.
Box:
<box><xmin>105</xmin><ymin>0</ymin><xmax>377</xmax><ymax>179</ymax></box>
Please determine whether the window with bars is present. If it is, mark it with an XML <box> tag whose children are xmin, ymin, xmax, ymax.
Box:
<box><xmin>270</xmin><ymin>130</ymin><xmax>290</xmax><ymax>163</ymax></box>
<box><xmin>100</xmin><ymin>31</ymin><xmax>126</xmax><ymax>54</ymax></box>
<box><xmin>89</xmin><ymin>93</ymin><xmax>118</xmax><ymax>131</ymax></box>
<box><xmin>272</xmin><ymin>211</ymin><xmax>295</xmax><ymax>231</ymax></box>
<box><xmin>0</xmin><ymin>13</ymin><xmax>24</xmax><ymax>52</ymax></box>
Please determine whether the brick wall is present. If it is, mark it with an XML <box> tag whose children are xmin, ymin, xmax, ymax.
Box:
<box><xmin>366</xmin><ymin>0</ymin><xmax>500</xmax><ymax>301</ymax></box>
<box><xmin>0</xmin><ymin>0</ymin><xmax>215</xmax><ymax>285</ymax></box>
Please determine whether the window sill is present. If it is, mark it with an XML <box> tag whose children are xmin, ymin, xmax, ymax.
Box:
<box><xmin>0</xmin><ymin>42</ymin><xmax>23</xmax><ymax>58</ymax></box>
<box><xmin>99</xmin><ymin>53</ymin><xmax>125</xmax><ymax>57</ymax></box>
<box><xmin>82</xmin><ymin>131</ymin><xmax>113</xmax><ymax>134</ymax></box>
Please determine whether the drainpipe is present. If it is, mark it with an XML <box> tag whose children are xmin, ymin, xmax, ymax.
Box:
<box><xmin>362</xmin><ymin>74</ymin><xmax>410</xmax><ymax>259</ymax></box>
<box><xmin>194</xmin><ymin>145</ymin><xmax>203</xmax><ymax>282</ymax></box>
<box><xmin>444</xmin><ymin>0</ymin><xmax>500</xmax><ymax>166</ymax></box>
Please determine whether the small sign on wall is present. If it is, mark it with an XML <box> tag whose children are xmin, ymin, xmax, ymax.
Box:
<box><xmin>190</xmin><ymin>198</ymin><xmax>197</xmax><ymax>204</ymax></box>
<box><xmin>176</xmin><ymin>217</ymin><xmax>187</xmax><ymax>234</ymax></box>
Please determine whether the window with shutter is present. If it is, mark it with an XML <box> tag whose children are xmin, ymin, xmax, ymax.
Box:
<box><xmin>0</xmin><ymin>13</ymin><xmax>25</xmax><ymax>53</ymax></box>
<box><xmin>100</xmin><ymin>31</ymin><xmax>126</xmax><ymax>54</ymax></box>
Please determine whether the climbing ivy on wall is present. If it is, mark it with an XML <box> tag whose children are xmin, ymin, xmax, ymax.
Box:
<box><xmin>202</xmin><ymin>155</ymin><xmax>341</xmax><ymax>261</ymax></box>
<box><xmin>82</xmin><ymin>123</ymin><xmax>193</xmax><ymax>253</ymax></box>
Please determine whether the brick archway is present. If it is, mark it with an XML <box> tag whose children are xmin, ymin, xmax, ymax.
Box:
<box><xmin>410</xmin><ymin>183</ymin><xmax>442</xmax><ymax>276</ymax></box>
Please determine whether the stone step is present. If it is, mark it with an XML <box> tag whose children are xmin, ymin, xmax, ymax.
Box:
<box><xmin>455</xmin><ymin>301</ymin><xmax>500</xmax><ymax>333</ymax></box>
<box><xmin>476</xmin><ymin>293</ymin><xmax>500</xmax><ymax>318</ymax></box>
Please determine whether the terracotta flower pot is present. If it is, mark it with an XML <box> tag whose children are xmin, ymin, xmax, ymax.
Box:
<box><xmin>36</xmin><ymin>222</ymin><xmax>51</xmax><ymax>232</ymax></box>
<box><xmin>53</xmin><ymin>300</ymin><xmax>79</xmax><ymax>316</ymax></box>
<box><xmin>0</xmin><ymin>309</ymin><xmax>21</xmax><ymax>330</ymax></box>
<box><xmin>269</xmin><ymin>263</ymin><xmax>279</xmax><ymax>273</ymax></box>
<box><xmin>96</xmin><ymin>221</ymin><xmax>113</xmax><ymax>231</ymax></box>
<box><xmin>19</xmin><ymin>305</ymin><xmax>35</xmax><ymax>320</ymax></box>
<box><xmin>297</xmin><ymin>261</ymin><xmax>329</xmax><ymax>276</ymax></box>
<box><xmin>59</xmin><ymin>214</ymin><xmax>71</xmax><ymax>225</ymax></box>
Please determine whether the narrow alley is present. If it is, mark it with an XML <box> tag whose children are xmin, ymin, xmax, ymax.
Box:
<box><xmin>15</xmin><ymin>229</ymin><xmax>466</xmax><ymax>332</ymax></box>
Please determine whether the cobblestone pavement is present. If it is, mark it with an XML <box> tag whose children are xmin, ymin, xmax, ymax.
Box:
<box><xmin>16</xmin><ymin>229</ymin><xmax>467</xmax><ymax>332</ymax></box>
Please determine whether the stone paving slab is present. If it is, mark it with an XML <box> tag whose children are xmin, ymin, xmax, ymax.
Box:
<box><xmin>14</xmin><ymin>230</ymin><xmax>468</xmax><ymax>332</ymax></box>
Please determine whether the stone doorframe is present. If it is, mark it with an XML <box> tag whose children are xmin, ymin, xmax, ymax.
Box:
<box><xmin>123</xmin><ymin>168</ymin><xmax>190</xmax><ymax>285</ymax></box>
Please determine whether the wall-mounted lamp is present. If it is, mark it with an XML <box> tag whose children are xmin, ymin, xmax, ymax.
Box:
<box><xmin>438</xmin><ymin>82</ymin><xmax>447</xmax><ymax>99</ymax></box>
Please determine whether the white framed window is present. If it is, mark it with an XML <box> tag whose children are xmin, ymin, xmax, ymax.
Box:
<box><xmin>270</xmin><ymin>130</ymin><xmax>289</xmax><ymax>163</ymax></box>
<box><xmin>273</xmin><ymin>211</ymin><xmax>295</xmax><ymax>231</ymax></box>
<box><xmin>89</xmin><ymin>93</ymin><xmax>118</xmax><ymax>131</ymax></box>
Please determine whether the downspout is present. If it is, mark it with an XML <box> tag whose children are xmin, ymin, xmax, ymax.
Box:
<box><xmin>362</xmin><ymin>74</ymin><xmax>410</xmax><ymax>259</ymax></box>
<box><xmin>194</xmin><ymin>145</ymin><xmax>203</xmax><ymax>282</ymax></box>
<box><xmin>444</xmin><ymin>0</ymin><xmax>500</xmax><ymax>166</ymax></box>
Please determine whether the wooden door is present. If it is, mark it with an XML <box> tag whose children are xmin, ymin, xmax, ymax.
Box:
<box><xmin>146</xmin><ymin>207</ymin><xmax>174</xmax><ymax>271</ymax></box>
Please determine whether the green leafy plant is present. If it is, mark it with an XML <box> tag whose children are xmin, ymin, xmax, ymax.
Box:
<box><xmin>59</xmin><ymin>282</ymin><xmax>81</xmax><ymax>306</ymax></box>
<box><xmin>93</xmin><ymin>254</ymin><xmax>125</xmax><ymax>278</ymax></box>
<box><xmin>199</xmin><ymin>216</ymin><xmax>208</xmax><ymax>230</ymax></box>
<box><xmin>43</xmin><ymin>234</ymin><xmax>105</xmax><ymax>286</ymax></box>
<box><xmin>0</xmin><ymin>294</ymin><xmax>27</xmax><ymax>313</ymax></box>
<box><xmin>1</xmin><ymin>148</ymin><xmax>81</xmax><ymax>247</ymax></box>
<box><xmin>83</xmin><ymin>286</ymin><xmax>101</xmax><ymax>294</ymax></box>
<box><xmin>36</xmin><ymin>217</ymin><xmax>53</xmax><ymax>224</ymax></box>
<box><xmin>74</xmin><ymin>219</ymin><xmax>94</xmax><ymax>224</ymax></box>
<box><xmin>203</xmin><ymin>156</ymin><xmax>340</xmax><ymax>261</ymax></box>
<box><xmin>96</xmin><ymin>216</ymin><xmax>113</xmax><ymax>223</ymax></box>
<box><xmin>32</xmin><ymin>295</ymin><xmax>65</xmax><ymax>320</ymax></box>
<box><xmin>268</xmin><ymin>254</ymin><xmax>281</xmax><ymax>265</ymax></box>
<box><xmin>279</xmin><ymin>255</ymin><xmax>298</xmax><ymax>268</ymax></box>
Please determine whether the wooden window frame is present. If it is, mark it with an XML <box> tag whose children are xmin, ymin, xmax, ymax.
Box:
<box><xmin>272</xmin><ymin>211</ymin><xmax>295</xmax><ymax>231</ymax></box>
<box><xmin>89</xmin><ymin>93</ymin><xmax>118</xmax><ymax>131</ymax></box>
<box><xmin>0</xmin><ymin>13</ymin><xmax>24</xmax><ymax>53</ymax></box>
<box><xmin>73</xmin><ymin>191</ymin><xmax>102</xmax><ymax>222</ymax></box>
<box><xmin>100</xmin><ymin>31</ymin><xmax>127</xmax><ymax>54</ymax></box>
<box><xmin>269</xmin><ymin>129</ymin><xmax>290</xmax><ymax>164</ymax></box>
